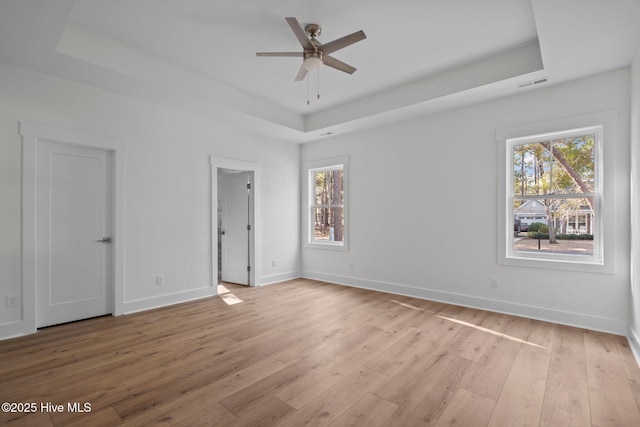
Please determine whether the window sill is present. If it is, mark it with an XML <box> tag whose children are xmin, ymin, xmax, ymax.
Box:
<box><xmin>306</xmin><ymin>241</ymin><xmax>348</xmax><ymax>251</ymax></box>
<box><xmin>499</xmin><ymin>252</ymin><xmax>613</xmax><ymax>274</ymax></box>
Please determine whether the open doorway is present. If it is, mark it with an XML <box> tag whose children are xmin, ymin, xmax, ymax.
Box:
<box><xmin>218</xmin><ymin>168</ymin><xmax>254</xmax><ymax>285</ymax></box>
<box><xmin>211</xmin><ymin>156</ymin><xmax>258</xmax><ymax>288</ymax></box>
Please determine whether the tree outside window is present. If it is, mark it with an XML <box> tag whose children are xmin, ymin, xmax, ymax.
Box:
<box><xmin>312</xmin><ymin>168</ymin><xmax>344</xmax><ymax>242</ymax></box>
<box><xmin>512</xmin><ymin>132</ymin><xmax>596</xmax><ymax>255</ymax></box>
<box><xmin>306</xmin><ymin>157</ymin><xmax>348</xmax><ymax>249</ymax></box>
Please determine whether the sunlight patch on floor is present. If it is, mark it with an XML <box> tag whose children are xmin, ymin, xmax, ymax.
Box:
<box><xmin>390</xmin><ymin>299</ymin><xmax>425</xmax><ymax>311</ymax></box>
<box><xmin>437</xmin><ymin>315</ymin><xmax>547</xmax><ymax>349</ymax></box>
<box><xmin>218</xmin><ymin>284</ymin><xmax>243</xmax><ymax>305</ymax></box>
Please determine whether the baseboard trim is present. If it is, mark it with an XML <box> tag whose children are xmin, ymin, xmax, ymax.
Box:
<box><xmin>258</xmin><ymin>270</ymin><xmax>301</xmax><ymax>286</ymax></box>
<box><xmin>629</xmin><ymin>326</ymin><xmax>640</xmax><ymax>368</ymax></box>
<box><xmin>0</xmin><ymin>320</ymin><xmax>35</xmax><ymax>341</ymax></box>
<box><xmin>123</xmin><ymin>287</ymin><xmax>217</xmax><ymax>315</ymax></box>
<box><xmin>301</xmin><ymin>270</ymin><xmax>628</xmax><ymax>336</ymax></box>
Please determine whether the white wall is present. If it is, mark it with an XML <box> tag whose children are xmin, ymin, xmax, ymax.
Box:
<box><xmin>0</xmin><ymin>61</ymin><xmax>300</xmax><ymax>334</ymax></box>
<box><xmin>302</xmin><ymin>69</ymin><xmax>631</xmax><ymax>335</ymax></box>
<box><xmin>0</xmin><ymin>57</ymin><xmax>634</xmax><ymax>342</ymax></box>
<box><xmin>630</xmin><ymin>49</ymin><xmax>640</xmax><ymax>358</ymax></box>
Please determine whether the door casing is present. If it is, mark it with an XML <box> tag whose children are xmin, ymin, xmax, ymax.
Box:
<box><xmin>210</xmin><ymin>156</ymin><xmax>259</xmax><ymax>287</ymax></box>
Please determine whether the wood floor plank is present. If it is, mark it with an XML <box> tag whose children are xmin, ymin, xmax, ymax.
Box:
<box><xmin>120</xmin><ymin>357</ymin><xmax>286</xmax><ymax>426</ymax></box>
<box><xmin>218</xmin><ymin>346</ymin><xmax>342</xmax><ymax>416</ymax></box>
<box><xmin>276</xmin><ymin>325</ymin><xmax>413</xmax><ymax>409</ymax></box>
<box><xmin>2</xmin><ymin>410</ymin><xmax>54</xmax><ymax>427</ymax></box>
<box><xmin>225</xmin><ymin>397</ymin><xmax>295</xmax><ymax>427</ymax></box>
<box><xmin>613</xmin><ymin>334</ymin><xmax>640</xmax><ymax>412</ymax></box>
<box><xmin>584</xmin><ymin>331</ymin><xmax>640</xmax><ymax>426</ymax></box>
<box><xmin>486</xmin><ymin>346</ymin><xmax>549</xmax><ymax>427</ymax></box>
<box><xmin>0</xmin><ymin>348</ymin><xmax>139</xmax><ymax>401</ymax></box>
<box><xmin>365</xmin><ymin>314</ymin><xmax>463</xmax><ymax>376</ymax></box>
<box><xmin>448</xmin><ymin>320</ymin><xmax>497</xmax><ymax>362</ymax></box>
<box><xmin>1</xmin><ymin>279</ymin><xmax>639</xmax><ymax>427</ymax></box>
<box><xmin>458</xmin><ymin>335</ymin><xmax>520</xmax><ymax>400</ymax></box>
<box><xmin>327</xmin><ymin>393</ymin><xmax>398</xmax><ymax>427</ymax></box>
<box><xmin>433</xmin><ymin>388</ymin><xmax>496</xmax><ymax>427</ymax></box>
<box><xmin>275</xmin><ymin>367</ymin><xmax>386</xmax><ymax>427</ymax></box>
<box><xmin>63</xmin><ymin>407</ymin><xmax>122</xmax><ymax>427</ymax></box>
<box><xmin>525</xmin><ymin>318</ymin><xmax>555</xmax><ymax>352</ymax></box>
<box><xmin>0</xmin><ymin>351</ymin><xmax>76</xmax><ymax>383</ymax></box>
<box><xmin>549</xmin><ymin>324</ymin><xmax>588</xmax><ymax>380</ymax></box>
<box><xmin>132</xmin><ymin>402</ymin><xmax>236</xmax><ymax>427</ymax></box>
<box><xmin>111</xmin><ymin>340</ymin><xmax>288</xmax><ymax>421</ymax></box>
<box><xmin>540</xmin><ymin>372</ymin><xmax>590</xmax><ymax>427</ymax></box>
<box><xmin>377</xmin><ymin>352</ymin><xmax>473</xmax><ymax>426</ymax></box>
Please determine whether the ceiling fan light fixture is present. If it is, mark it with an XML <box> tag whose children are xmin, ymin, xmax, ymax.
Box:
<box><xmin>303</xmin><ymin>52</ymin><xmax>323</xmax><ymax>72</ymax></box>
<box><xmin>256</xmin><ymin>17</ymin><xmax>366</xmax><ymax>103</ymax></box>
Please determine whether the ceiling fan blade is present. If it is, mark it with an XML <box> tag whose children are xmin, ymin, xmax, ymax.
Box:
<box><xmin>256</xmin><ymin>52</ymin><xmax>303</xmax><ymax>57</ymax></box>
<box><xmin>319</xmin><ymin>30</ymin><xmax>366</xmax><ymax>55</ymax></box>
<box><xmin>295</xmin><ymin>64</ymin><xmax>309</xmax><ymax>81</ymax></box>
<box><xmin>286</xmin><ymin>17</ymin><xmax>316</xmax><ymax>51</ymax></box>
<box><xmin>323</xmin><ymin>55</ymin><xmax>357</xmax><ymax>74</ymax></box>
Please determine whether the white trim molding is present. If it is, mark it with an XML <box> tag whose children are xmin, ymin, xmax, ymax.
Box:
<box><xmin>304</xmin><ymin>156</ymin><xmax>349</xmax><ymax>251</ymax></box>
<box><xmin>210</xmin><ymin>155</ymin><xmax>260</xmax><ymax>287</ymax></box>
<box><xmin>258</xmin><ymin>270</ymin><xmax>302</xmax><ymax>286</ymax></box>
<box><xmin>496</xmin><ymin>110</ymin><xmax>617</xmax><ymax>274</ymax></box>
<box><xmin>629</xmin><ymin>326</ymin><xmax>640</xmax><ymax>368</ymax></box>
<box><xmin>123</xmin><ymin>287</ymin><xmax>216</xmax><ymax>314</ymax></box>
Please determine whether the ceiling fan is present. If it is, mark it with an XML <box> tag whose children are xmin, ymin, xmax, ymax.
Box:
<box><xmin>256</xmin><ymin>17</ymin><xmax>366</xmax><ymax>81</ymax></box>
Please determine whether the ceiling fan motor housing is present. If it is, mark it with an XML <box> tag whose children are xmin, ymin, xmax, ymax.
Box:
<box><xmin>305</xmin><ymin>23</ymin><xmax>321</xmax><ymax>39</ymax></box>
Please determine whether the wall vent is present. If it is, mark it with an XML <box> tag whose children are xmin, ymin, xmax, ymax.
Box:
<box><xmin>518</xmin><ymin>77</ymin><xmax>548</xmax><ymax>89</ymax></box>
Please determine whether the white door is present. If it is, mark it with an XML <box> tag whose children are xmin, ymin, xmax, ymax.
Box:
<box><xmin>221</xmin><ymin>171</ymin><xmax>251</xmax><ymax>285</ymax></box>
<box><xmin>36</xmin><ymin>141</ymin><xmax>113</xmax><ymax>327</ymax></box>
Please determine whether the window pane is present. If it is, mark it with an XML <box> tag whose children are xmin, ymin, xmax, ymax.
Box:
<box><xmin>313</xmin><ymin>206</ymin><xmax>344</xmax><ymax>242</ymax></box>
<box><xmin>513</xmin><ymin>135</ymin><xmax>595</xmax><ymax>196</ymax></box>
<box><xmin>314</xmin><ymin>169</ymin><xmax>344</xmax><ymax>205</ymax></box>
<box><xmin>551</xmin><ymin>135</ymin><xmax>595</xmax><ymax>194</ymax></box>
<box><xmin>513</xmin><ymin>142</ymin><xmax>551</xmax><ymax>196</ymax></box>
<box><xmin>513</xmin><ymin>197</ymin><xmax>594</xmax><ymax>256</ymax></box>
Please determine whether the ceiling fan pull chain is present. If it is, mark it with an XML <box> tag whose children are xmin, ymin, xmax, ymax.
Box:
<box><xmin>307</xmin><ymin>75</ymin><xmax>310</xmax><ymax>105</ymax></box>
<box><xmin>317</xmin><ymin>60</ymin><xmax>321</xmax><ymax>100</ymax></box>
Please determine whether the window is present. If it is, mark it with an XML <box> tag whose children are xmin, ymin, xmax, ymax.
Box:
<box><xmin>306</xmin><ymin>157</ymin><xmax>348</xmax><ymax>249</ymax></box>
<box><xmin>497</xmin><ymin>111</ymin><xmax>616</xmax><ymax>273</ymax></box>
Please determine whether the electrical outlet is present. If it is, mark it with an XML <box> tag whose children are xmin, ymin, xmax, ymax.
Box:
<box><xmin>156</xmin><ymin>275</ymin><xmax>165</xmax><ymax>286</ymax></box>
<box><xmin>7</xmin><ymin>296</ymin><xmax>18</xmax><ymax>308</ymax></box>
<box><xmin>272</xmin><ymin>260</ymin><xmax>277</xmax><ymax>267</ymax></box>
<box><xmin>490</xmin><ymin>277</ymin><xmax>500</xmax><ymax>288</ymax></box>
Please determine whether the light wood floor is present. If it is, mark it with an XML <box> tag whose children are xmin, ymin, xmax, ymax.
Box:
<box><xmin>2</xmin><ymin>278</ymin><xmax>640</xmax><ymax>426</ymax></box>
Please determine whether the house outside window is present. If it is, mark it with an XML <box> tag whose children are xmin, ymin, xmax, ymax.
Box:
<box><xmin>497</xmin><ymin>111</ymin><xmax>616</xmax><ymax>273</ymax></box>
<box><xmin>305</xmin><ymin>157</ymin><xmax>348</xmax><ymax>250</ymax></box>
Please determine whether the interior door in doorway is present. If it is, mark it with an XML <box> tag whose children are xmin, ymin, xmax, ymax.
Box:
<box><xmin>220</xmin><ymin>171</ymin><xmax>252</xmax><ymax>285</ymax></box>
<box><xmin>36</xmin><ymin>141</ymin><xmax>113</xmax><ymax>327</ymax></box>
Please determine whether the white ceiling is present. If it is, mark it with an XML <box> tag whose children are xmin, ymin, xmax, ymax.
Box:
<box><xmin>1</xmin><ymin>0</ymin><xmax>639</xmax><ymax>143</ymax></box>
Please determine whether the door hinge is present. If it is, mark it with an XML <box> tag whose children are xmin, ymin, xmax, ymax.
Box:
<box><xmin>247</xmin><ymin>182</ymin><xmax>251</xmax><ymax>190</ymax></box>
<box><xmin>247</xmin><ymin>266</ymin><xmax>251</xmax><ymax>272</ymax></box>
<box><xmin>247</xmin><ymin>224</ymin><xmax>251</xmax><ymax>231</ymax></box>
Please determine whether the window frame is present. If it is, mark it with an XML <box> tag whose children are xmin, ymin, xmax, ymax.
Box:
<box><xmin>497</xmin><ymin>111</ymin><xmax>617</xmax><ymax>273</ymax></box>
<box><xmin>305</xmin><ymin>156</ymin><xmax>349</xmax><ymax>251</ymax></box>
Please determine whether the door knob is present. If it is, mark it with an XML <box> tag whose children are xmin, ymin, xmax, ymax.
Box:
<box><xmin>96</xmin><ymin>237</ymin><xmax>112</xmax><ymax>243</ymax></box>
